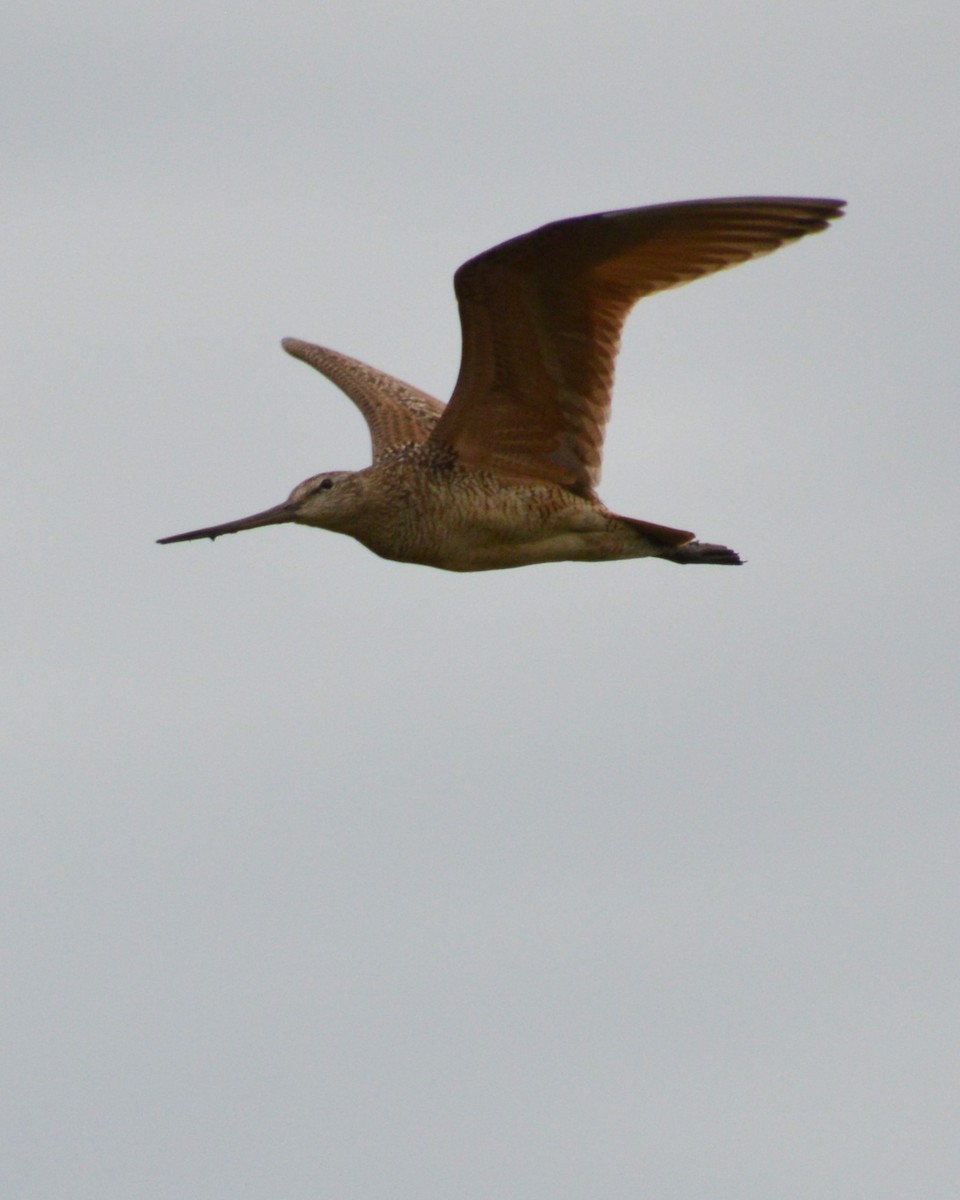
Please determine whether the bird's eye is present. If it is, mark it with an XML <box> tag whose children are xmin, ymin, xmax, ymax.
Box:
<box><xmin>319</xmin><ymin>478</ymin><xmax>334</xmax><ymax>491</ymax></box>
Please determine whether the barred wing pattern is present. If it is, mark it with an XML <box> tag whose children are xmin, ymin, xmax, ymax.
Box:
<box><xmin>282</xmin><ymin>338</ymin><xmax>445</xmax><ymax>460</ymax></box>
<box><xmin>431</xmin><ymin>197</ymin><xmax>845</xmax><ymax>495</ymax></box>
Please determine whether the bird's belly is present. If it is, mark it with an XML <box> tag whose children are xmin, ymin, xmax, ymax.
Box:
<box><xmin>360</xmin><ymin>484</ymin><xmax>635</xmax><ymax>572</ymax></box>
<box><xmin>435</xmin><ymin>531</ymin><xmax>628</xmax><ymax>571</ymax></box>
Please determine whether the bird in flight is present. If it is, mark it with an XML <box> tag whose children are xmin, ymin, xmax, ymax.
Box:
<box><xmin>159</xmin><ymin>196</ymin><xmax>844</xmax><ymax>571</ymax></box>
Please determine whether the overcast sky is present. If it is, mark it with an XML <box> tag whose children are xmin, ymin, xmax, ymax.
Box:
<box><xmin>5</xmin><ymin>3</ymin><xmax>959</xmax><ymax>1198</ymax></box>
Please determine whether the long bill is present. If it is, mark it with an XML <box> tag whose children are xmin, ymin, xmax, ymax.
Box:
<box><xmin>157</xmin><ymin>502</ymin><xmax>297</xmax><ymax>544</ymax></box>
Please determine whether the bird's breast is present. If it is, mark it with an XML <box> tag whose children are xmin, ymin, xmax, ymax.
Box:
<box><xmin>346</xmin><ymin>463</ymin><xmax>610</xmax><ymax>571</ymax></box>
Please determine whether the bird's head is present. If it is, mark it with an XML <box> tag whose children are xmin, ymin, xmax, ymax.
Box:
<box><xmin>157</xmin><ymin>470</ymin><xmax>363</xmax><ymax>545</ymax></box>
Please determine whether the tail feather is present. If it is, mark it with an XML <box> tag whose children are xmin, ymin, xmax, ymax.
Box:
<box><xmin>618</xmin><ymin>514</ymin><xmax>743</xmax><ymax>565</ymax></box>
<box><xmin>666</xmin><ymin>541</ymin><xmax>743</xmax><ymax>565</ymax></box>
<box><xmin>619</xmin><ymin>515</ymin><xmax>696</xmax><ymax>547</ymax></box>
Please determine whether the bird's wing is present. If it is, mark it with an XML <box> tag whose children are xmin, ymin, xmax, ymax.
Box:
<box><xmin>430</xmin><ymin>197</ymin><xmax>845</xmax><ymax>495</ymax></box>
<box><xmin>282</xmin><ymin>338</ymin><xmax>445</xmax><ymax>461</ymax></box>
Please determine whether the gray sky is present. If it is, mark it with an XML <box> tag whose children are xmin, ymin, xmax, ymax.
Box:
<box><xmin>5</xmin><ymin>3</ymin><xmax>959</xmax><ymax>1197</ymax></box>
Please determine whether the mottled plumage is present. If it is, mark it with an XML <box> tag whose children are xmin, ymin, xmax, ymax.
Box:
<box><xmin>159</xmin><ymin>196</ymin><xmax>844</xmax><ymax>570</ymax></box>
<box><xmin>280</xmin><ymin>339</ymin><xmax>444</xmax><ymax>459</ymax></box>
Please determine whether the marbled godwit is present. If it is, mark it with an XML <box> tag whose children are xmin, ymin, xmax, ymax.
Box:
<box><xmin>159</xmin><ymin>196</ymin><xmax>844</xmax><ymax>570</ymax></box>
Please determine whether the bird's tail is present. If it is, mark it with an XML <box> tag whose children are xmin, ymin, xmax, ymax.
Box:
<box><xmin>618</xmin><ymin>515</ymin><xmax>743</xmax><ymax>565</ymax></box>
<box><xmin>618</xmin><ymin>515</ymin><xmax>696</xmax><ymax>547</ymax></box>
